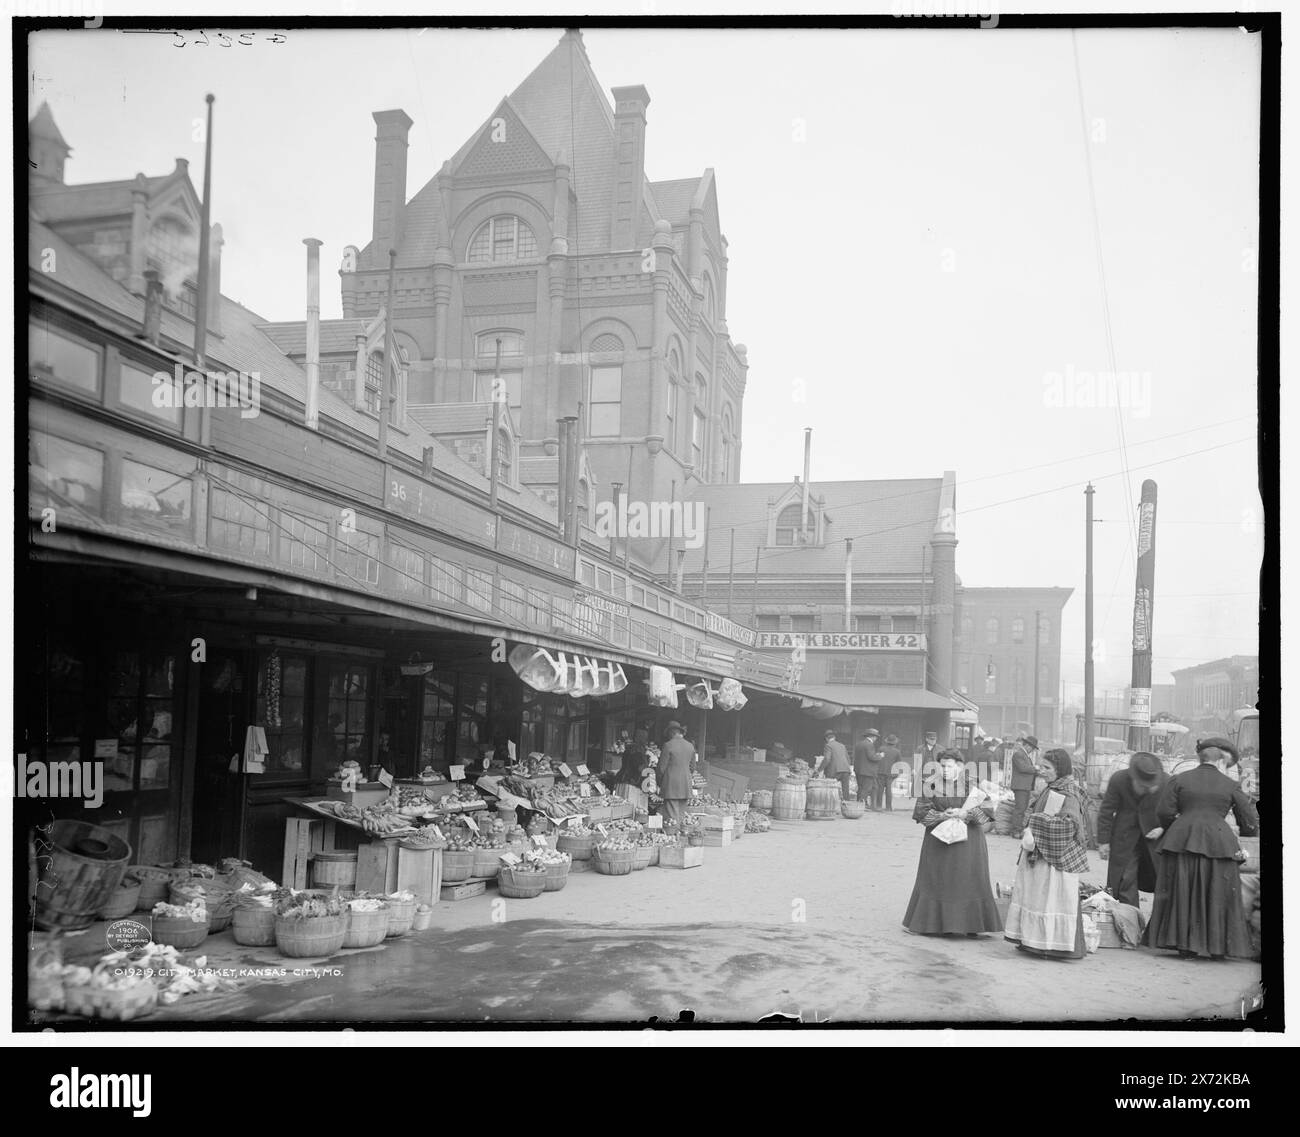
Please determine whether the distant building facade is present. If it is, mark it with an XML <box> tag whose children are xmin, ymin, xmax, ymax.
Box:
<box><xmin>1172</xmin><ymin>655</ymin><xmax>1259</xmax><ymax>728</ymax></box>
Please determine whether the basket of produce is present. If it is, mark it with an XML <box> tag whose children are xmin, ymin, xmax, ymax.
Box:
<box><xmin>231</xmin><ymin>894</ymin><xmax>278</xmax><ymax>947</ymax></box>
<box><xmin>841</xmin><ymin>799</ymin><xmax>867</xmax><ymax>819</ymax></box>
<box><xmin>274</xmin><ymin>893</ymin><xmax>347</xmax><ymax>958</ymax></box>
<box><xmin>61</xmin><ymin>963</ymin><xmax>159</xmax><ymax>1022</ymax></box>
<box><xmin>384</xmin><ymin>890</ymin><xmax>418</xmax><ymax>937</ymax></box>
<box><xmin>442</xmin><ymin>845</ymin><xmax>476</xmax><ymax>882</ymax></box>
<box><xmin>130</xmin><ymin>865</ymin><xmax>182</xmax><ymax>910</ymax></box>
<box><xmin>591</xmin><ymin>840</ymin><xmax>638</xmax><ymax>876</ymax></box>
<box><xmin>343</xmin><ymin>897</ymin><xmax>390</xmax><ymax>948</ymax></box>
<box><xmin>749</xmin><ymin>789</ymin><xmax>773</xmax><ymax>813</ymax></box>
<box><xmin>150</xmin><ymin>899</ymin><xmax>210</xmax><ymax>949</ymax></box>
<box><xmin>539</xmin><ymin>850</ymin><xmax>572</xmax><ymax>891</ymax></box>
<box><xmin>170</xmin><ymin>878</ymin><xmax>235</xmax><ymax>932</ymax></box>
<box><xmin>745</xmin><ymin>811</ymin><xmax>772</xmax><ymax>834</ymax></box>
<box><xmin>497</xmin><ymin>863</ymin><xmax>548</xmax><ymax>898</ymax></box>
<box><xmin>632</xmin><ymin>845</ymin><xmax>654</xmax><ymax>871</ymax></box>
<box><xmin>472</xmin><ymin>843</ymin><xmax>505</xmax><ymax>879</ymax></box>
<box><xmin>557</xmin><ymin>829</ymin><xmax>595</xmax><ymax>860</ymax></box>
<box><xmin>98</xmin><ymin>875</ymin><xmax>143</xmax><ymax>921</ymax></box>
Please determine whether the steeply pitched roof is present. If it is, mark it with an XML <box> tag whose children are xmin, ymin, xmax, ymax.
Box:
<box><xmin>30</xmin><ymin>101</ymin><xmax>70</xmax><ymax>148</ymax></box>
<box><xmin>30</xmin><ymin>163</ymin><xmax>194</xmax><ymax>225</ymax></box>
<box><xmin>649</xmin><ymin>178</ymin><xmax>700</xmax><ymax>226</ymax></box>
<box><xmin>257</xmin><ymin>319</ymin><xmax>367</xmax><ymax>357</ymax></box>
<box><xmin>678</xmin><ymin>478</ymin><xmax>946</xmax><ymax>578</ymax></box>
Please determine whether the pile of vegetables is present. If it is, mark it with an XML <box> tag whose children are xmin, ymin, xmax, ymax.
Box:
<box><xmin>152</xmin><ymin>898</ymin><xmax>207</xmax><ymax>923</ymax></box>
<box><xmin>231</xmin><ymin>882</ymin><xmax>278</xmax><ymax>908</ymax></box>
<box><xmin>274</xmin><ymin>893</ymin><xmax>345</xmax><ymax>920</ymax></box>
<box><xmin>470</xmin><ymin>833</ymin><xmax>508</xmax><ymax>850</ymax></box>
<box><xmin>594</xmin><ymin>838</ymin><xmax>637</xmax><ymax>853</ymax></box>
<box><xmin>445</xmin><ymin>831</ymin><xmax>476</xmax><ymax>852</ymax></box>
<box><xmin>349</xmin><ymin>897</ymin><xmax>387</xmax><ymax>912</ymax></box>
<box><xmin>399</xmin><ymin>827</ymin><xmax>447</xmax><ymax>850</ymax></box>
<box><xmin>745</xmin><ymin>812</ymin><xmax>772</xmax><ymax>833</ymax></box>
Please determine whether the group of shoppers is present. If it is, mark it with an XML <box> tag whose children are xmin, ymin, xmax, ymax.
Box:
<box><xmin>900</xmin><ymin>737</ymin><xmax>1259</xmax><ymax>962</ymax></box>
<box><xmin>817</xmin><ymin>728</ymin><xmax>903</xmax><ymax>810</ymax></box>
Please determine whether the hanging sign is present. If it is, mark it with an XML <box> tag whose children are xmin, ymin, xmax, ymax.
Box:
<box><xmin>596</xmin><ymin>824</ymin><xmax>609</xmax><ymax>838</ymax></box>
<box><xmin>508</xmin><ymin>644</ymin><xmax>628</xmax><ymax>698</ymax></box>
<box><xmin>378</xmin><ymin>769</ymin><xmax>394</xmax><ymax>788</ymax></box>
<box><xmin>463</xmin><ymin>814</ymin><xmax>480</xmax><ymax>833</ymax></box>
<box><xmin>557</xmin><ymin>763</ymin><xmax>573</xmax><ymax>778</ymax></box>
<box><xmin>647</xmin><ymin>815</ymin><xmax>663</xmax><ymax>830</ymax></box>
<box><xmin>576</xmin><ymin>764</ymin><xmax>589</xmax><ymax>776</ymax></box>
<box><xmin>500</xmin><ymin>852</ymin><xmax>521</xmax><ymax>866</ymax></box>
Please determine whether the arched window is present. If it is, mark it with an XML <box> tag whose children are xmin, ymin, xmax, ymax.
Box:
<box><xmin>495</xmin><ymin>428</ymin><xmax>512</xmax><ymax>485</ymax></box>
<box><xmin>148</xmin><ymin>216</ymin><xmax>197</xmax><ymax>318</ymax></box>
<box><xmin>692</xmin><ymin>376</ymin><xmax>707</xmax><ymax>469</ymax></box>
<box><xmin>591</xmin><ymin>332</ymin><xmax>623</xmax><ymax>353</ymax></box>
<box><xmin>775</xmin><ymin>503</ymin><xmax>803</xmax><ymax>546</ymax></box>
<box><xmin>476</xmin><ymin>330</ymin><xmax>523</xmax><ymax>357</ymax></box>
<box><xmin>985</xmin><ymin>617</ymin><xmax>999</xmax><ymax>645</ymax></box>
<box><xmin>961</xmin><ymin>616</ymin><xmax>975</xmax><ymax>640</ymax></box>
<box><xmin>364</xmin><ymin>350</ymin><xmax>385</xmax><ymax>414</ymax></box>
<box><xmin>467</xmin><ymin>215</ymin><xmax>538</xmax><ymax>263</ymax></box>
<box><xmin>1011</xmin><ymin>617</ymin><xmax>1026</xmax><ymax>644</ymax></box>
<box><xmin>666</xmin><ymin>346</ymin><xmax>682</xmax><ymax>451</ymax></box>
<box><xmin>720</xmin><ymin>406</ymin><xmax>734</xmax><ymax>481</ymax></box>
<box><xmin>703</xmin><ymin>276</ymin><xmax>717</xmax><ymax>323</ymax></box>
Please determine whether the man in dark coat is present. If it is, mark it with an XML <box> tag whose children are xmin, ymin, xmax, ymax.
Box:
<box><xmin>916</xmin><ymin>730</ymin><xmax>942</xmax><ymax>796</ymax></box>
<box><xmin>853</xmin><ymin>728</ymin><xmax>880</xmax><ymax>807</ymax></box>
<box><xmin>875</xmin><ymin>733</ymin><xmax>902</xmax><ymax>811</ymax></box>
<box><xmin>658</xmin><ymin>723</ymin><xmax>697</xmax><ymax>824</ymax></box>
<box><xmin>1009</xmin><ymin>735</ymin><xmax>1039</xmax><ymax>838</ymax></box>
<box><xmin>819</xmin><ymin>729</ymin><xmax>852</xmax><ymax>803</ymax></box>
<box><xmin>1097</xmin><ymin>751</ymin><xmax>1169</xmax><ymax>905</ymax></box>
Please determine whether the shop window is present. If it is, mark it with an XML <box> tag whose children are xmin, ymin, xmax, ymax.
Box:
<box><xmin>105</xmin><ymin>649</ymin><xmax>177</xmax><ymax>792</ymax></box>
<box><xmin>31</xmin><ymin>638</ymin><xmax>87</xmax><ymax>767</ymax></box>
<box><xmin>596</xmin><ymin>567</ymin><xmax>612</xmax><ymax>593</ymax></box>
<box><xmin>257</xmin><ymin>651</ymin><xmax>308</xmax><ymax>777</ymax></box>
<box><xmin>323</xmin><ymin>662</ymin><xmax>370</xmax><ymax>776</ymax></box>
<box><xmin>465</xmin><ymin>567</ymin><xmax>493</xmax><ymax>614</ymax></box>
<box><xmin>430</xmin><ymin>556</ymin><xmax>461</xmax><ymax>607</ymax></box>
<box><xmin>419</xmin><ymin>670</ymin><xmax>457</xmax><ymax>768</ymax></box>
<box><xmin>118</xmin><ymin>360</ymin><xmax>182</xmax><ymax>427</ymax></box>
<box><xmin>278</xmin><ymin>510</ymin><xmax>329</xmax><ymax>575</ymax></box>
<box><xmin>337</xmin><ymin>530</ymin><xmax>380</xmax><ymax>588</ymax></box>
<box><xmin>612</xmin><ymin>613</ymin><xmax>630</xmax><ymax>647</ymax></box>
<box><xmin>29</xmin><ymin>432</ymin><xmax>104</xmax><ymax>518</ymax></box>
<box><xmin>458</xmin><ymin>674</ymin><xmax>490</xmax><ymax>763</ymax></box>
<box><xmin>29</xmin><ymin>321</ymin><xmax>100</xmax><ymax>394</ymax></box>
<box><xmin>609</xmin><ymin>573</ymin><xmax>627</xmax><ymax>600</ymax></box>
<box><xmin>629</xmin><ymin>584</ymin><xmax>646</xmax><ymax>607</ymax></box>
<box><xmin>589</xmin><ymin>366</ymin><xmax>622</xmax><ymax>436</ymax></box>
<box><xmin>119</xmin><ymin>459</ymin><xmax>192</xmax><ymax>539</ymax></box>
<box><xmin>208</xmin><ymin>485</ymin><xmax>270</xmax><ymax>557</ymax></box>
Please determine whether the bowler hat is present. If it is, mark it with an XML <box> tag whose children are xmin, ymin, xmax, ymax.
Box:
<box><xmin>1196</xmin><ymin>735</ymin><xmax>1239</xmax><ymax>764</ymax></box>
<box><xmin>1130</xmin><ymin>752</ymin><xmax>1163</xmax><ymax>782</ymax></box>
<box><xmin>865</xmin><ymin>728</ymin><xmax>880</xmax><ymax>737</ymax></box>
<box><xmin>1022</xmin><ymin>735</ymin><xmax>1040</xmax><ymax>749</ymax></box>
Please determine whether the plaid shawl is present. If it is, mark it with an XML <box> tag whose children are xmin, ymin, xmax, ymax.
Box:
<box><xmin>1026</xmin><ymin>778</ymin><xmax>1090</xmax><ymax>874</ymax></box>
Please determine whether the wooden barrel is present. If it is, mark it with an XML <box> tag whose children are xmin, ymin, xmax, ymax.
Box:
<box><xmin>275</xmin><ymin>915</ymin><xmax>346</xmax><ymax>958</ymax></box>
<box><xmin>749</xmin><ymin>789</ymin><xmax>773</xmax><ymax>812</ymax></box>
<box><xmin>771</xmin><ymin>780</ymin><xmax>807</xmax><ymax>821</ymax></box>
<box><xmin>232</xmin><ymin>905</ymin><xmax>277</xmax><ymax>946</ymax></box>
<box><xmin>33</xmin><ymin>820</ymin><xmax>131</xmax><ymax>931</ymax></box>
<box><xmin>805</xmin><ymin>778</ymin><xmax>842</xmax><ymax>820</ymax></box>
<box><xmin>311</xmin><ymin>851</ymin><xmax>358</xmax><ymax>890</ymax></box>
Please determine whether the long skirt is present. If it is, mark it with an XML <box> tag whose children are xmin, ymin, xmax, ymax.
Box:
<box><xmin>1144</xmin><ymin>850</ymin><xmax>1252</xmax><ymax>959</ymax></box>
<box><xmin>902</xmin><ymin>827</ymin><xmax>1003</xmax><ymax>935</ymax></box>
<box><xmin>1004</xmin><ymin>857</ymin><xmax>1086</xmax><ymax>959</ymax></box>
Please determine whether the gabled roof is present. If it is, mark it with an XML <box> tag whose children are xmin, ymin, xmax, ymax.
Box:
<box><xmin>257</xmin><ymin>319</ymin><xmax>368</xmax><ymax>356</ymax></box>
<box><xmin>648</xmin><ymin>178</ymin><xmax>700</xmax><ymax>226</ymax></box>
<box><xmin>678</xmin><ymin>478</ymin><xmax>946</xmax><ymax>578</ymax></box>
<box><xmin>30</xmin><ymin>161</ymin><xmax>198</xmax><ymax>225</ymax></box>
<box><xmin>408</xmin><ymin>402</ymin><xmax>517</xmax><ymax>436</ymax></box>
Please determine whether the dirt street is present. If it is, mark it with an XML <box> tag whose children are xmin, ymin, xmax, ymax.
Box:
<box><xmin>45</xmin><ymin>805</ymin><xmax>1264</xmax><ymax>1027</ymax></box>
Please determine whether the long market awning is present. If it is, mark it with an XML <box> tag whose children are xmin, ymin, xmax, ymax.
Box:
<box><xmin>795</xmin><ymin>684</ymin><xmax>965</xmax><ymax>715</ymax></box>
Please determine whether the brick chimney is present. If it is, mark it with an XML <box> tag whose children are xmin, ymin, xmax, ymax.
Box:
<box><xmin>609</xmin><ymin>86</ymin><xmax>650</xmax><ymax>252</ymax></box>
<box><xmin>371</xmin><ymin>110</ymin><xmax>413</xmax><ymax>256</ymax></box>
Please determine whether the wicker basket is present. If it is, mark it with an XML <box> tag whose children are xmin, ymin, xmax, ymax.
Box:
<box><xmin>231</xmin><ymin>904</ymin><xmax>277</xmax><ymax>946</ymax></box>
<box><xmin>592</xmin><ymin>848</ymin><xmax>636</xmax><ymax>876</ymax></box>
<box><xmin>171</xmin><ymin>880</ymin><xmax>235</xmax><ymax>932</ymax></box>
<box><xmin>497</xmin><ymin>866</ymin><xmax>548</xmax><ymax>898</ymax></box>
<box><xmin>632</xmin><ymin>846</ymin><xmax>654</xmax><ymax>871</ymax></box>
<box><xmin>99</xmin><ymin>879</ymin><xmax>143</xmax><ymax>921</ymax></box>
<box><xmin>749</xmin><ymin>789</ymin><xmax>773</xmax><ymax>812</ymax></box>
<box><xmin>472</xmin><ymin>849</ymin><xmax>503</xmax><ymax>879</ymax></box>
<box><xmin>542</xmin><ymin>855</ymin><xmax>571</xmax><ymax>892</ymax></box>
<box><xmin>441</xmin><ymin>849</ymin><xmax>475</xmax><ymax>882</ymax></box>
<box><xmin>557</xmin><ymin>833</ymin><xmax>594</xmax><ymax>860</ymax></box>
<box><xmin>311</xmin><ymin>851</ymin><xmax>358</xmax><ymax>890</ymax></box>
<box><xmin>275</xmin><ymin>914</ymin><xmax>347</xmax><ymax>958</ymax></box>
<box><xmin>343</xmin><ymin>905</ymin><xmax>390</xmax><ymax>948</ymax></box>
<box><xmin>647</xmin><ymin>845</ymin><xmax>661</xmax><ymax>866</ymax></box>
<box><xmin>150</xmin><ymin>914</ymin><xmax>209</xmax><ymax>950</ymax></box>
<box><xmin>841</xmin><ymin>800</ymin><xmax>867</xmax><ymax>819</ymax></box>
<box><xmin>130</xmin><ymin>865</ymin><xmax>181</xmax><ymax>910</ymax></box>
<box><xmin>385</xmin><ymin>897</ymin><xmax>417</xmax><ymax>937</ymax></box>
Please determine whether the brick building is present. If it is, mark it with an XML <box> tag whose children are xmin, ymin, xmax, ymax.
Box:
<box><xmin>1172</xmin><ymin>655</ymin><xmax>1259</xmax><ymax>731</ymax></box>
<box><xmin>953</xmin><ymin>586</ymin><xmax>1073</xmax><ymax>741</ymax></box>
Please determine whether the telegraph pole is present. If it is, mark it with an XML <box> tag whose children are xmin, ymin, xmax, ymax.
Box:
<box><xmin>1084</xmin><ymin>484</ymin><xmax>1095</xmax><ymax>774</ymax></box>
<box><xmin>1032</xmin><ymin>608</ymin><xmax>1042</xmax><ymax>740</ymax></box>
<box><xmin>1127</xmin><ymin>480</ymin><xmax>1158</xmax><ymax>751</ymax></box>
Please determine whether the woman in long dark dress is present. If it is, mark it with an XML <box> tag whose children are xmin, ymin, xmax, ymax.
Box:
<box><xmin>1145</xmin><ymin>736</ymin><xmax>1258</xmax><ymax>960</ymax></box>
<box><xmin>902</xmin><ymin>750</ymin><xmax>1003</xmax><ymax>936</ymax></box>
<box><xmin>1004</xmin><ymin>749</ymin><xmax>1090</xmax><ymax>959</ymax></box>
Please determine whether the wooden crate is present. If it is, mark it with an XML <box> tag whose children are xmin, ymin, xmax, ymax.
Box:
<box><xmin>440</xmin><ymin>880</ymin><xmax>487</xmax><ymax>902</ymax></box>
<box><xmin>614</xmin><ymin>784</ymin><xmax>649</xmax><ymax>812</ymax></box>
<box><xmin>282</xmin><ymin>817</ymin><xmax>337</xmax><ymax>890</ymax></box>
<box><xmin>396</xmin><ymin>847</ymin><xmax>443</xmax><ymax>907</ymax></box>
<box><xmin>696</xmin><ymin>813</ymin><xmax>734</xmax><ymax>831</ymax></box>
<box><xmin>355</xmin><ymin>837</ymin><xmax>402</xmax><ymax>895</ymax></box>
<box><xmin>325</xmin><ymin>783</ymin><xmax>391</xmax><ymax>808</ymax></box>
<box><xmin>701</xmin><ymin>829</ymin><xmax>734</xmax><ymax>848</ymax></box>
<box><xmin>659</xmin><ymin>846</ymin><xmax>704</xmax><ymax>869</ymax></box>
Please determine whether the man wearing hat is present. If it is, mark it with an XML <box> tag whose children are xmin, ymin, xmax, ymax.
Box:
<box><xmin>852</xmin><ymin>728</ymin><xmax>881</xmax><ymax>808</ymax></box>
<box><xmin>875</xmin><ymin>733</ymin><xmax>902</xmax><ymax>811</ymax></box>
<box><xmin>658</xmin><ymin>722</ymin><xmax>697</xmax><ymax>824</ymax></box>
<box><xmin>1096</xmin><ymin>751</ymin><xmax>1169</xmax><ymax>906</ymax></box>
<box><xmin>818</xmin><ymin>729</ymin><xmax>852</xmax><ymax>803</ymax></box>
<box><xmin>1008</xmin><ymin>735</ymin><xmax>1040</xmax><ymax>839</ymax></box>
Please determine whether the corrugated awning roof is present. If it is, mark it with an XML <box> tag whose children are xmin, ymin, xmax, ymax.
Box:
<box><xmin>795</xmin><ymin>684</ymin><xmax>961</xmax><ymax>713</ymax></box>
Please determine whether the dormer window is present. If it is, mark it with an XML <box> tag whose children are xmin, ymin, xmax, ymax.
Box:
<box><xmin>147</xmin><ymin>216</ymin><xmax>198</xmax><ymax>319</ymax></box>
<box><xmin>467</xmin><ymin>216</ymin><xmax>538</xmax><ymax>263</ymax></box>
<box><xmin>775</xmin><ymin>503</ymin><xmax>804</xmax><ymax>546</ymax></box>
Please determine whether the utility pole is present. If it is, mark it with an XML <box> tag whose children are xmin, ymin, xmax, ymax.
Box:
<box><xmin>377</xmin><ymin>249</ymin><xmax>397</xmax><ymax>461</ymax></box>
<box><xmin>1032</xmin><ymin>608</ymin><xmax>1042</xmax><ymax>740</ymax></box>
<box><xmin>1084</xmin><ymin>483</ymin><xmax>1095</xmax><ymax>775</ymax></box>
<box><xmin>489</xmin><ymin>337</ymin><xmax>503</xmax><ymax>513</ymax></box>
<box><xmin>1127</xmin><ymin>479</ymin><xmax>1159</xmax><ymax>752</ymax></box>
<box><xmin>727</xmin><ymin>528</ymin><xmax>736</xmax><ymax>619</ymax></box>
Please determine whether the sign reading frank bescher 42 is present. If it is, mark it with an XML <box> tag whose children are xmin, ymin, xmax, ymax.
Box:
<box><xmin>756</xmin><ymin>632</ymin><xmax>928</xmax><ymax>651</ymax></box>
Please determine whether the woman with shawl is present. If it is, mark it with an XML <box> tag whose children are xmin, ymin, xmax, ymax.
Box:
<box><xmin>1005</xmin><ymin>747</ymin><xmax>1091</xmax><ymax>959</ymax></box>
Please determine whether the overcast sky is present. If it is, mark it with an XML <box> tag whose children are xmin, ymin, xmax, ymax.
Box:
<box><xmin>29</xmin><ymin>24</ymin><xmax>1263</xmax><ymax>695</ymax></box>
